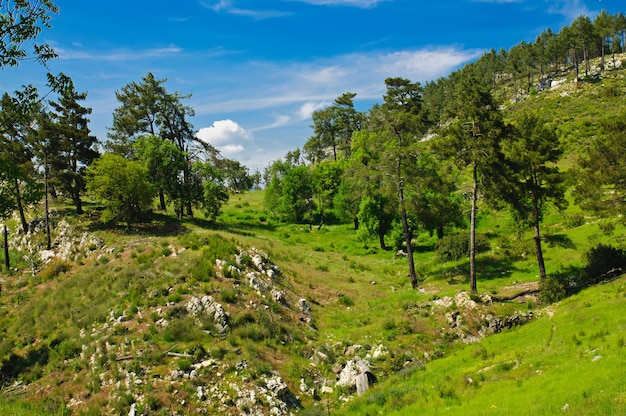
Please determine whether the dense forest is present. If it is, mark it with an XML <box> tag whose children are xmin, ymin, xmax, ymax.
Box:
<box><xmin>2</xmin><ymin>2</ymin><xmax>626</xmax><ymax>415</ymax></box>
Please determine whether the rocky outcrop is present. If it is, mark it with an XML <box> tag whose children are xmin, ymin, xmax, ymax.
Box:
<box><xmin>186</xmin><ymin>295</ymin><xmax>230</xmax><ymax>334</ymax></box>
<box><xmin>336</xmin><ymin>358</ymin><xmax>376</xmax><ymax>396</ymax></box>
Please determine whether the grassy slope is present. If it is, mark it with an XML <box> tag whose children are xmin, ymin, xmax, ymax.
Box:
<box><xmin>0</xmin><ymin>60</ymin><xmax>625</xmax><ymax>414</ymax></box>
<box><xmin>337</xmin><ymin>277</ymin><xmax>626</xmax><ymax>415</ymax></box>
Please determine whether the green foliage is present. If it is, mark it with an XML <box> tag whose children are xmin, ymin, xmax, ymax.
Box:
<box><xmin>435</xmin><ymin>232</ymin><xmax>491</xmax><ymax>262</ymax></box>
<box><xmin>86</xmin><ymin>153</ymin><xmax>156</xmax><ymax>224</ymax></box>
<box><xmin>540</xmin><ymin>276</ymin><xmax>566</xmax><ymax>303</ymax></box>
<box><xmin>581</xmin><ymin>244</ymin><xmax>626</xmax><ymax>285</ymax></box>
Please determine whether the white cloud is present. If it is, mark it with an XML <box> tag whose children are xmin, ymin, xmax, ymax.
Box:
<box><xmin>196</xmin><ymin>119</ymin><xmax>252</xmax><ymax>146</ymax></box>
<box><xmin>376</xmin><ymin>48</ymin><xmax>482</xmax><ymax>80</ymax></box>
<box><xmin>546</xmin><ymin>0</ymin><xmax>592</xmax><ymax>20</ymax></box>
<box><xmin>200</xmin><ymin>0</ymin><xmax>291</xmax><ymax>19</ymax></box>
<box><xmin>298</xmin><ymin>101</ymin><xmax>328</xmax><ymax>120</ymax></box>
<box><xmin>193</xmin><ymin>46</ymin><xmax>478</xmax><ymax>119</ymax></box>
<box><xmin>55</xmin><ymin>45</ymin><xmax>182</xmax><ymax>61</ymax></box>
<box><xmin>252</xmin><ymin>115</ymin><xmax>292</xmax><ymax>132</ymax></box>
<box><xmin>293</xmin><ymin>0</ymin><xmax>388</xmax><ymax>8</ymax></box>
<box><xmin>220</xmin><ymin>144</ymin><xmax>246</xmax><ymax>156</ymax></box>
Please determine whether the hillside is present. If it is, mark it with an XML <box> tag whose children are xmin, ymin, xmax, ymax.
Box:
<box><xmin>1</xmin><ymin>60</ymin><xmax>626</xmax><ymax>415</ymax></box>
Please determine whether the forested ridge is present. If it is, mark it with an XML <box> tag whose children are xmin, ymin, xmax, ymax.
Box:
<box><xmin>1</xmin><ymin>2</ymin><xmax>626</xmax><ymax>415</ymax></box>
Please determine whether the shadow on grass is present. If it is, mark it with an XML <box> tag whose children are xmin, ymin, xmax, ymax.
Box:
<box><xmin>545</xmin><ymin>234</ymin><xmax>576</xmax><ymax>249</ymax></box>
<box><xmin>87</xmin><ymin>212</ymin><xmax>188</xmax><ymax>237</ymax></box>
<box><xmin>434</xmin><ymin>255</ymin><xmax>518</xmax><ymax>285</ymax></box>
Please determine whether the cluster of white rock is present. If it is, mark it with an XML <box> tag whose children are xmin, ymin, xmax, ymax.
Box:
<box><xmin>186</xmin><ymin>295</ymin><xmax>231</xmax><ymax>334</ymax></box>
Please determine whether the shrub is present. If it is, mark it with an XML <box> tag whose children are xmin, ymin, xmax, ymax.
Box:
<box><xmin>582</xmin><ymin>244</ymin><xmax>626</xmax><ymax>285</ymax></box>
<box><xmin>435</xmin><ymin>232</ymin><xmax>490</xmax><ymax>262</ymax></box>
<box><xmin>540</xmin><ymin>276</ymin><xmax>566</xmax><ymax>303</ymax></box>
<box><xmin>38</xmin><ymin>259</ymin><xmax>71</xmax><ymax>280</ymax></box>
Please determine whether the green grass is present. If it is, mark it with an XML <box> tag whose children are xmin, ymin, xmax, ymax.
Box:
<box><xmin>1</xmin><ymin>61</ymin><xmax>626</xmax><ymax>415</ymax></box>
<box><xmin>338</xmin><ymin>277</ymin><xmax>626</xmax><ymax>415</ymax></box>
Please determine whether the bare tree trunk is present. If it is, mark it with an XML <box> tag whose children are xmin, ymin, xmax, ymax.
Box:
<box><xmin>3</xmin><ymin>225</ymin><xmax>9</xmax><ymax>271</ymax></box>
<box><xmin>159</xmin><ymin>188</ymin><xmax>166</xmax><ymax>211</ymax></box>
<box><xmin>397</xmin><ymin>156</ymin><xmax>418</xmax><ymax>289</ymax></box>
<box><xmin>44</xmin><ymin>159</ymin><xmax>52</xmax><ymax>250</ymax></box>
<box><xmin>378</xmin><ymin>229</ymin><xmax>387</xmax><ymax>250</ymax></box>
<box><xmin>532</xmin><ymin>192</ymin><xmax>547</xmax><ymax>280</ymax></box>
<box><xmin>469</xmin><ymin>162</ymin><xmax>478</xmax><ymax>294</ymax></box>
<box><xmin>14</xmin><ymin>177</ymin><xmax>28</xmax><ymax>233</ymax></box>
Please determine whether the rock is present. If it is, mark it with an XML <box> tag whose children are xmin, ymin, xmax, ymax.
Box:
<box><xmin>372</xmin><ymin>344</ymin><xmax>388</xmax><ymax>359</ymax></box>
<box><xmin>252</xmin><ymin>254</ymin><xmax>264</xmax><ymax>270</ymax></box>
<box><xmin>299</xmin><ymin>378</ymin><xmax>308</xmax><ymax>392</ymax></box>
<box><xmin>298</xmin><ymin>298</ymin><xmax>314</xmax><ymax>326</ymax></box>
<box><xmin>186</xmin><ymin>296</ymin><xmax>230</xmax><ymax>333</ymax></box>
<box><xmin>39</xmin><ymin>250</ymin><xmax>56</xmax><ymax>264</ymax></box>
<box><xmin>265</xmin><ymin>374</ymin><xmax>300</xmax><ymax>409</ymax></box>
<box><xmin>356</xmin><ymin>373</ymin><xmax>370</xmax><ymax>396</ymax></box>
<box><xmin>336</xmin><ymin>358</ymin><xmax>373</xmax><ymax>389</ymax></box>
<box><xmin>271</xmin><ymin>290</ymin><xmax>288</xmax><ymax>306</ymax></box>
<box><xmin>321</xmin><ymin>385</ymin><xmax>333</xmax><ymax>394</ymax></box>
<box><xmin>344</xmin><ymin>344</ymin><xmax>362</xmax><ymax>357</ymax></box>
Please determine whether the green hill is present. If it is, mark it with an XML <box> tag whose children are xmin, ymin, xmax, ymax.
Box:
<box><xmin>1</xmin><ymin>56</ymin><xmax>626</xmax><ymax>416</ymax></box>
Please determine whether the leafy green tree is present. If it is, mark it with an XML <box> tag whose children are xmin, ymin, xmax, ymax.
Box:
<box><xmin>193</xmin><ymin>161</ymin><xmax>229</xmax><ymax>222</ymax></box>
<box><xmin>0</xmin><ymin>0</ymin><xmax>58</xmax><ymax>67</ymax></box>
<box><xmin>44</xmin><ymin>83</ymin><xmax>99</xmax><ymax>214</ymax></box>
<box><xmin>574</xmin><ymin>116</ymin><xmax>626</xmax><ymax>230</ymax></box>
<box><xmin>439</xmin><ymin>65</ymin><xmax>509</xmax><ymax>293</ymax></box>
<box><xmin>214</xmin><ymin>158</ymin><xmax>254</xmax><ymax>194</ymax></box>
<box><xmin>0</xmin><ymin>91</ymin><xmax>43</xmax><ymax>233</ymax></box>
<box><xmin>376</xmin><ymin>77</ymin><xmax>430</xmax><ymax>288</ymax></box>
<box><xmin>85</xmin><ymin>153</ymin><xmax>156</xmax><ymax>224</ymax></box>
<box><xmin>333</xmin><ymin>180</ymin><xmax>361</xmax><ymax>230</ymax></box>
<box><xmin>498</xmin><ymin>112</ymin><xmax>567</xmax><ymax>280</ymax></box>
<box><xmin>280</xmin><ymin>165</ymin><xmax>314</xmax><ymax>225</ymax></box>
<box><xmin>594</xmin><ymin>10</ymin><xmax>617</xmax><ymax>73</ymax></box>
<box><xmin>108</xmin><ymin>73</ymin><xmax>213</xmax><ymax>215</ymax></box>
<box><xmin>312</xmin><ymin>160</ymin><xmax>344</xmax><ymax>228</ymax></box>
<box><xmin>304</xmin><ymin>93</ymin><xmax>362</xmax><ymax>163</ymax></box>
<box><xmin>357</xmin><ymin>194</ymin><xmax>396</xmax><ymax>250</ymax></box>
<box><xmin>133</xmin><ymin>135</ymin><xmax>186</xmax><ymax>212</ymax></box>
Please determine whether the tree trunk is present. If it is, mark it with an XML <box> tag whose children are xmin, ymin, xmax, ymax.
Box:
<box><xmin>73</xmin><ymin>189</ymin><xmax>84</xmax><ymax>215</ymax></box>
<box><xmin>159</xmin><ymin>188</ymin><xmax>166</xmax><ymax>211</ymax></box>
<box><xmin>14</xmin><ymin>177</ymin><xmax>28</xmax><ymax>233</ymax></box>
<box><xmin>44</xmin><ymin>162</ymin><xmax>51</xmax><ymax>250</ymax></box>
<box><xmin>397</xmin><ymin>163</ymin><xmax>418</xmax><ymax>289</ymax></box>
<box><xmin>3</xmin><ymin>225</ymin><xmax>9</xmax><ymax>271</ymax></box>
<box><xmin>532</xmin><ymin>192</ymin><xmax>547</xmax><ymax>280</ymax></box>
<box><xmin>378</xmin><ymin>229</ymin><xmax>387</xmax><ymax>250</ymax></box>
<box><xmin>469</xmin><ymin>162</ymin><xmax>478</xmax><ymax>294</ymax></box>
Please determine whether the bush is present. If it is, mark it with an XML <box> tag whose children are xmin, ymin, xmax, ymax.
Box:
<box><xmin>581</xmin><ymin>244</ymin><xmax>626</xmax><ymax>286</ymax></box>
<box><xmin>540</xmin><ymin>276</ymin><xmax>566</xmax><ymax>303</ymax></box>
<box><xmin>435</xmin><ymin>232</ymin><xmax>491</xmax><ymax>262</ymax></box>
<box><xmin>38</xmin><ymin>259</ymin><xmax>71</xmax><ymax>280</ymax></box>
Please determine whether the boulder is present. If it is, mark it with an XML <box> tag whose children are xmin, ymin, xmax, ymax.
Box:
<box><xmin>336</xmin><ymin>358</ymin><xmax>375</xmax><ymax>393</ymax></box>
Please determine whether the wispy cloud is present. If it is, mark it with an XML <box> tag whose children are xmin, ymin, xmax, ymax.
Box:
<box><xmin>199</xmin><ymin>0</ymin><xmax>291</xmax><ymax>19</ymax></box>
<box><xmin>292</xmin><ymin>0</ymin><xmax>389</xmax><ymax>7</ymax></box>
<box><xmin>546</xmin><ymin>0</ymin><xmax>593</xmax><ymax>20</ymax></box>
<box><xmin>55</xmin><ymin>45</ymin><xmax>182</xmax><ymax>61</ymax></box>
<box><xmin>193</xmin><ymin>46</ymin><xmax>479</xmax><ymax>117</ymax></box>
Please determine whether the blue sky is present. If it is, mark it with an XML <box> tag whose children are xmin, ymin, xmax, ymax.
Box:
<box><xmin>4</xmin><ymin>0</ymin><xmax>624</xmax><ymax>172</ymax></box>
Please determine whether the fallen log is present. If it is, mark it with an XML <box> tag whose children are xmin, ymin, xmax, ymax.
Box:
<box><xmin>491</xmin><ymin>289</ymin><xmax>540</xmax><ymax>302</ymax></box>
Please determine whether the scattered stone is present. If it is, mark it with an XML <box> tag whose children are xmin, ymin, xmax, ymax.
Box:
<box><xmin>186</xmin><ymin>296</ymin><xmax>230</xmax><ymax>334</ymax></box>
